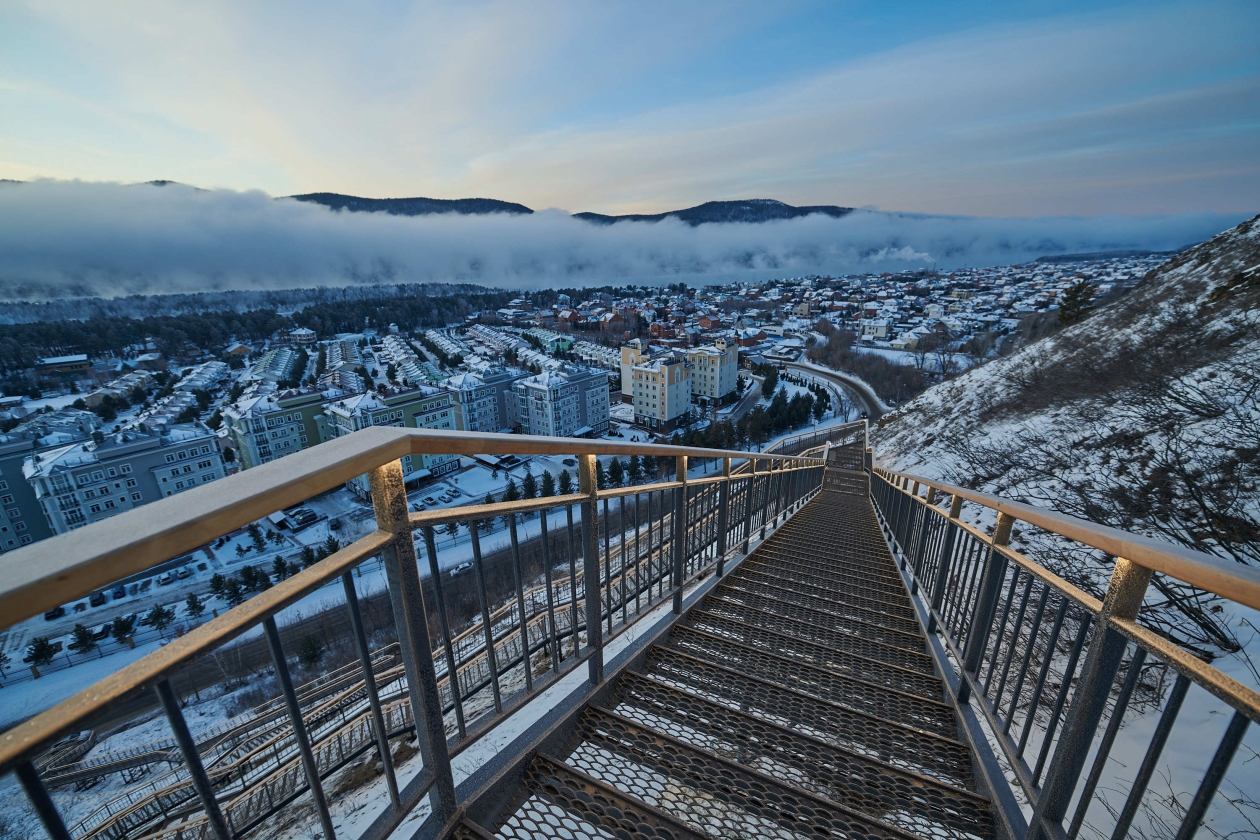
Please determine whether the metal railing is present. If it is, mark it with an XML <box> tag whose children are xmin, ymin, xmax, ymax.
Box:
<box><xmin>0</xmin><ymin>426</ymin><xmax>834</xmax><ymax>840</ymax></box>
<box><xmin>870</xmin><ymin>466</ymin><xmax>1260</xmax><ymax>840</ymax></box>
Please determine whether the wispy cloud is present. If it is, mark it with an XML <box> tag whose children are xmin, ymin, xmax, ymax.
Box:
<box><xmin>0</xmin><ymin>180</ymin><xmax>1243</xmax><ymax>300</ymax></box>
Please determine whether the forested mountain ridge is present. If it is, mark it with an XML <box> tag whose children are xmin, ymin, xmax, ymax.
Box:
<box><xmin>289</xmin><ymin>193</ymin><xmax>533</xmax><ymax>217</ymax></box>
<box><xmin>573</xmin><ymin>198</ymin><xmax>854</xmax><ymax>226</ymax></box>
<box><xmin>873</xmin><ymin>213</ymin><xmax>1260</xmax><ymax>655</ymax></box>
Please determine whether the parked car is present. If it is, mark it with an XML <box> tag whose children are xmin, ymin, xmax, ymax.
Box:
<box><xmin>44</xmin><ymin>606</ymin><xmax>66</xmax><ymax>621</ymax></box>
<box><xmin>112</xmin><ymin>585</ymin><xmax>126</xmax><ymax>599</ymax></box>
<box><xmin>411</xmin><ymin>502</ymin><xmax>426</xmax><ymax>512</ymax></box>
<box><xmin>438</xmin><ymin>494</ymin><xmax>451</xmax><ymax>504</ymax></box>
<box><xmin>291</xmin><ymin>509</ymin><xmax>317</xmax><ymax>527</ymax></box>
<box><xmin>91</xmin><ymin>623</ymin><xmax>111</xmax><ymax>641</ymax></box>
<box><xmin>329</xmin><ymin>520</ymin><xmax>341</xmax><ymax>531</ymax></box>
<box><xmin>447</xmin><ymin>487</ymin><xmax>462</xmax><ymax>497</ymax></box>
<box><xmin>422</xmin><ymin>496</ymin><xmax>438</xmax><ymax>506</ymax></box>
<box><xmin>157</xmin><ymin>572</ymin><xmax>173</xmax><ymax>586</ymax></box>
<box><xmin>449</xmin><ymin>561</ymin><xmax>474</xmax><ymax>578</ymax></box>
<box><xmin>562</xmin><ymin>458</ymin><xmax>576</xmax><ymax>467</ymax></box>
<box><xmin>176</xmin><ymin>567</ymin><xmax>192</xmax><ymax>579</ymax></box>
<box><xmin>88</xmin><ymin>591</ymin><xmax>106</xmax><ymax>607</ymax></box>
<box><xmin>73</xmin><ymin>602</ymin><xmax>87</xmax><ymax>613</ymax></box>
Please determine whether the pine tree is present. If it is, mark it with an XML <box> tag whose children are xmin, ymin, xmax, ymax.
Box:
<box><xmin>112</xmin><ymin>614</ymin><xmax>137</xmax><ymax>644</ymax></box>
<box><xmin>185</xmin><ymin>592</ymin><xmax>206</xmax><ymax>622</ymax></box>
<box><xmin>1058</xmin><ymin>279</ymin><xmax>1097</xmax><ymax>325</ymax></box>
<box><xmin>541</xmin><ymin>470</ymin><xmax>556</xmax><ymax>497</ymax></box>
<box><xmin>70</xmin><ymin>623</ymin><xmax>99</xmax><ymax>657</ymax></box>
<box><xmin>522</xmin><ymin>472</ymin><xmax>537</xmax><ymax>499</ymax></box>
<box><xmin>558</xmin><ymin>469</ymin><xmax>573</xmax><ymax>495</ymax></box>
<box><xmin>609</xmin><ymin>458</ymin><xmax>625</xmax><ymax>487</ymax></box>
<box><xmin>26</xmin><ymin>637</ymin><xmax>56</xmax><ymax>668</ymax></box>
<box><xmin>627</xmin><ymin>455</ymin><xmax>642</xmax><ymax>483</ymax></box>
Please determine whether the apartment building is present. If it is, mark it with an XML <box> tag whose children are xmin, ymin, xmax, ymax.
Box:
<box><xmin>446</xmin><ymin>368</ymin><xmax>526</xmax><ymax>433</ymax></box>
<box><xmin>620</xmin><ymin>339</ymin><xmax>651</xmax><ymax>402</ymax></box>
<box><xmin>324</xmin><ymin>386</ymin><xmax>460</xmax><ymax>498</ymax></box>
<box><xmin>222</xmin><ymin>387</ymin><xmax>334</xmax><ymax>470</ymax></box>
<box><xmin>686</xmin><ymin>340</ymin><xmax>739</xmax><ymax>405</ymax></box>
<box><xmin>513</xmin><ymin>365</ymin><xmax>610</xmax><ymax>438</ymax></box>
<box><xmin>632</xmin><ymin>354</ymin><xmax>691</xmax><ymax>432</ymax></box>
<box><xmin>25</xmin><ymin>425</ymin><xmax>225</xmax><ymax>535</ymax></box>
<box><xmin>0</xmin><ymin>438</ymin><xmax>54</xmax><ymax>549</ymax></box>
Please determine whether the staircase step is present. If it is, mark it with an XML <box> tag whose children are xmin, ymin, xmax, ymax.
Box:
<box><xmin>561</xmin><ymin>707</ymin><xmax>914</xmax><ymax>840</ymax></box>
<box><xmin>667</xmin><ymin>627</ymin><xmax>958</xmax><ymax>737</ymax></box>
<box><xmin>612</xmin><ymin>671</ymin><xmax>994</xmax><ymax>840</ymax></box>
<box><xmin>492</xmin><ymin>754</ymin><xmax>707</xmax><ymax>840</ymax></box>
<box><xmin>725</xmin><ymin>572</ymin><xmax>927</xmax><ymax>644</ymax></box>
<box><xmin>698</xmin><ymin>595</ymin><xmax>935</xmax><ymax>673</ymax></box>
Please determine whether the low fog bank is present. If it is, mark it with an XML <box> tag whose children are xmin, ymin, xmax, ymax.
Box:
<box><xmin>0</xmin><ymin>180</ymin><xmax>1244</xmax><ymax>300</ymax></box>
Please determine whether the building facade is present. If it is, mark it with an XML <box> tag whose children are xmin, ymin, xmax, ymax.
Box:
<box><xmin>514</xmin><ymin>366</ymin><xmax>610</xmax><ymax>438</ymax></box>
<box><xmin>25</xmin><ymin>426</ymin><xmax>225</xmax><ymax>535</ymax></box>
<box><xmin>446</xmin><ymin>368</ymin><xmax>525</xmax><ymax>433</ymax></box>
<box><xmin>222</xmin><ymin>388</ymin><xmax>333</xmax><ymax>470</ymax></box>
<box><xmin>632</xmin><ymin>354</ymin><xmax>692</xmax><ymax>432</ymax></box>
<box><xmin>686</xmin><ymin>340</ymin><xmax>739</xmax><ymax>405</ymax></box>
<box><xmin>0</xmin><ymin>438</ymin><xmax>55</xmax><ymax>549</ymax></box>
<box><xmin>620</xmin><ymin>339</ymin><xmax>651</xmax><ymax>402</ymax></box>
<box><xmin>324</xmin><ymin>387</ymin><xmax>460</xmax><ymax>498</ymax></box>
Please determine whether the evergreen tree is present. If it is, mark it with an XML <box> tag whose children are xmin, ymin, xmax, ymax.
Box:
<box><xmin>248</xmin><ymin>523</ymin><xmax>266</xmax><ymax>553</ymax></box>
<box><xmin>608</xmin><ymin>458</ymin><xmax>625</xmax><ymax>487</ymax></box>
<box><xmin>112</xmin><ymin>614</ymin><xmax>137</xmax><ymax>644</ymax></box>
<box><xmin>522</xmin><ymin>472</ymin><xmax>537</xmax><ymax>499</ymax></box>
<box><xmin>627</xmin><ymin>454</ymin><xmax>642</xmax><ymax>483</ymax></box>
<box><xmin>147</xmin><ymin>604</ymin><xmax>176</xmax><ymax>637</ymax></box>
<box><xmin>209</xmin><ymin>573</ymin><xmax>227</xmax><ymax>599</ymax></box>
<box><xmin>300</xmin><ymin>545</ymin><xmax>318</xmax><ymax>568</ymax></box>
<box><xmin>558</xmin><ymin>469</ymin><xmax>573</xmax><ymax>494</ymax></box>
<box><xmin>1058</xmin><ymin>279</ymin><xmax>1098</xmax><ymax>325</ymax></box>
<box><xmin>541</xmin><ymin>470</ymin><xmax>556</xmax><ymax>497</ymax></box>
<box><xmin>185</xmin><ymin>592</ymin><xmax>206</xmax><ymax>622</ymax></box>
<box><xmin>69</xmin><ymin>623</ymin><xmax>99</xmax><ymax>657</ymax></box>
<box><xmin>26</xmin><ymin>637</ymin><xmax>56</xmax><ymax>668</ymax></box>
<box><xmin>223</xmin><ymin>577</ymin><xmax>245</xmax><ymax>607</ymax></box>
<box><xmin>272</xmin><ymin>556</ymin><xmax>290</xmax><ymax>581</ymax></box>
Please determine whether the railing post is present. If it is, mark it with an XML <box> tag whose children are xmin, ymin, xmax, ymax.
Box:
<box><xmin>578</xmin><ymin>454</ymin><xmax>603</xmax><ymax>684</ymax></box>
<box><xmin>926</xmin><ymin>493</ymin><xmax>963</xmax><ymax>631</ymax></box>
<box><xmin>958</xmin><ymin>512</ymin><xmax>1015</xmax><ymax>704</ymax></box>
<box><xmin>368</xmin><ymin>461</ymin><xmax>457</xmax><ymax>822</ymax></box>
<box><xmin>716</xmin><ymin>457</ymin><xmax>731</xmax><ymax>577</ymax></box>
<box><xmin>1027</xmin><ymin>557</ymin><xmax>1153</xmax><ymax>840</ymax></box>
<box><xmin>742</xmin><ymin>458</ymin><xmax>757</xmax><ymax>553</ymax></box>
<box><xmin>672</xmin><ymin>455</ymin><xmax>688</xmax><ymax>614</ymax></box>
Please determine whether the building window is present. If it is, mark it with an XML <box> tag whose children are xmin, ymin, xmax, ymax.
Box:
<box><xmin>165</xmin><ymin>454</ymin><xmax>176</xmax><ymax>463</ymax></box>
<box><xmin>126</xmin><ymin>478</ymin><xmax>137</xmax><ymax>487</ymax></box>
<box><xmin>120</xmin><ymin>465</ymin><xmax>132</xmax><ymax>474</ymax></box>
<box><xmin>103</xmin><ymin>500</ymin><xmax>115</xmax><ymax>510</ymax></box>
<box><xmin>7</xmin><ymin>508</ymin><xmax>18</xmax><ymax>518</ymax></box>
<box><xmin>89</xmin><ymin>504</ymin><xmax>101</xmax><ymax>514</ymax></box>
<box><xmin>170</xmin><ymin>469</ymin><xmax>179</xmax><ymax>477</ymax></box>
<box><xmin>201</xmin><ymin>446</ymin><xmax>211</xmax><ymax>454</ymax></box>
<box><xmin>202</xmin><ymin>473</ymin><xmax>215</xmax><ymax>482</ymax></box>
<box><xmin>13</xmin><ymin>521</ymin><xmax>25</xmax><ymax>531</ymax></box>
<box><xmin>131</xmin><ymin>492</ymin><xmax>142</xmax><ymax>501</ymax></box>
<box><xmin>92</xmin><ymin>470</ymin><xmax>104</xmax><ymax>481</ymax></box>
<box><xmin>107</xmin><ymin>467</ymin><xmax>117</xmax><ymax>477</ymax></box>
<box><xmin>175</xmin><ymin>481</ymin><xmax>184</xmax><ymax>489</ymax></box>
<box><xmin>19</xmin><ymin>535</ymin><xmax>31</xmax><ymax>545</ymax></box>
<box><xmin>0</xmin><ymin>481</ymin><xmax>8</xmax><ymax>491</ymax></box>
<box><xmin>0</xmin><ymin>495</ymin><xmax>11</xmax><ymax>505</ymax></box>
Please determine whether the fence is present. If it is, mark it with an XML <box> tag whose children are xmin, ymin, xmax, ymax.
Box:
<box><xmin>870</xmin><ymin>467</ymin><xmax>1260</xmax><ymax>840</ymax></box>
<box><xmin>0</xmin><ymin>426</ymin><xmax>837</xmax><ymax>840</ymax></box>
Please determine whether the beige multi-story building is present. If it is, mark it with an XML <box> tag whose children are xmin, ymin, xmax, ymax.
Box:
<box><xmin>686</xmin><ymin>340</ymin><xmax>739</xmax><ymax>406</ymax></box>
<box><xmin>620</xmin><ymin>339</ymin><xmax>651</xmax><ymax>402</ymax></box>
<box><xmin>632</xmin><ymin>354</ymin><xmax>691</xmax><ymax>432</ymax></box>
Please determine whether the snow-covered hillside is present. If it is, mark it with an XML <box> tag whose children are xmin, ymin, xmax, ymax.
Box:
<box><xmin>874</xmin><ymin>214</ymin><xmax>1260</xmax><ymax>656</ymax></box>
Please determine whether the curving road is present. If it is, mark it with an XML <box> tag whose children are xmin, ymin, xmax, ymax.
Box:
<box><xmin>786</xmin><ymin>359</ymin><xmax>888</xmax><ymax>420</ymax></box>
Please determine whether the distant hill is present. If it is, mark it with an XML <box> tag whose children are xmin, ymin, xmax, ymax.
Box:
<box><xmin>1034</xmin><ymin>248</ymin><xmax>1184</xmax><ymax>264</ymax></box>
<box><xmin>289</xmin><ymin>192</ymin><xmax>534</xmax><ymax>217</ymax></box>
<box><xmin>573</xmin><ymin>198</ymin><xmax>854</xmax><ymax>226</ymax></box>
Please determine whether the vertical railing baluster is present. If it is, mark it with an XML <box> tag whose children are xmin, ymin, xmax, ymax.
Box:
<box><xmin>742</xmin><ymin>461</ymin><xmax>756</xmax><ymax>552</ymax></box>
<box><xmin>673</xmin><ymin>455</ymin><xmax>688</xmax><ymax>614</ymax></box>
<box><xmin>1109</xmin><ymin>674</ymin><xmax>1191</xmax><ymax>840</ymax></box>
<box><xmin>341</xmin><ymin>572</ymin><xmax>401</xmax><ymax>807</ymax></box>
<box><xmin>618</xmin><ymin>495</ymin><xmax>628</xmax><ymax>624</ymax></box>
<box><xmin>467</xmin><ymin>523</ymin><xmax>502</xmax><ymax>713</ymax></box>
<box><xmin>579</xmin><ymin>454</ymin><xmax>603</xmax><ymax>684</ymax></box>
<box><xmin>368</xmin><ymin>461</ymin><xmax>457</xmax><ymax>822</ymax></box>
<box><xmin>633</xmin><ymin>492</ymin><xmax>643</xmax><ymax>613</ymax></box>
<box><xmin>538</xmin><ymin>508</ymin><xmax>560</xmax><ymax>673</ymax></box>
<box><xmin>420</xmin><ymin>526</ymin><xmax>466</xmax><ymax>739</ymax></box>
<box><xmin>565</xmin><ymin>503</ymin><xmax>579</xmax><ymax>659</ymax></box>
<box><xmin>507</xmin><ymin>514</ymin><xmax>532</xmax><ymax>695</ymax></box>
<box><xmin>1171</xmin><ymin>711</ymin><xmax>1249</xmax><ymax>840</ymax></box>
<box><xmin>716</xmin><ymin>457</ymin><xmax>731</xmax><ymax>577</ymax></box>
<box><xmin>957</xmin><ymin>512</ymin><xmax>1015</xmax><ymax>704</ymax></box>
<box><xmin>15</xmin><ymin>761</ymin><xmax>73</xmax><ymax>840</ymax></box>
<box><xmin>601</xmin><ymin>496</ymin><xmax>613</xmax><ymax>636</ymax></box>
<box><xmin>928</xmin><ymin>494</ymin><xmax>964</xmax><ymax>632</ymax></box>
<box><xmin>263</xmin><ymin>617</ymin><xmax>337</xmax><ymax>840</ymax></box>
<box><xmin>1029</xmin><ymin>557</ymin><xmax>1153</xmax><ymax>840</ymax></box>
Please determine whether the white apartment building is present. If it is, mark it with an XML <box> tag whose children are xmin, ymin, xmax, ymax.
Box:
<box><xmin>514</xmin><ymin>366</ymin><xmax>610</xmax><ymax>438</ymax></box>
<box><xmin>686</xmin><ymin>340</ymin><xmax>739</xmax><ymax>405</ymax></box>
<box><xmin>445</xmin><ymin>368</ymin><xmax>526</xmax><ymax>433</ymax></box>
<box><xmin>632</xmin><ymin>355</ymin><xmax>691</xmax><ymax>432</ymax></box>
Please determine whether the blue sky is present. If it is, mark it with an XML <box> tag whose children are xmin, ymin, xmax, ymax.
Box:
<box><xmin>1</xmin><ymin>0</ymin><xmax>1256</xmax><ymax>216</ymax></box>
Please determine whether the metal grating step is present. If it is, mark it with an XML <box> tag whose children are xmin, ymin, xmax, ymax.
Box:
<box><xmin>748</xmin><ymin>550</ymin><xmax>907</xmax><ymax>591</ymax></box>
<box><xmin>731</xmin><ymin>571</ymin><xmax>928</xmax><ymax>644</ymax></box>
<box><xmin>667</xmin><ymin>626</ymin><xmax>958</xmax><ymax>737</ymax></box>
<box><xmin>561</xmin><ymin>707</ymin><xmax>914</xmax><ymax>840</ymax></box>
<box><xmin>490</xmin><ymin>754</ymin><xmax>707</xmax><ymax>840</ymax></box>
<box><xmin>718</xmin><ymin>570</ymin><xmax>918</xmax><ymax>619</ymax></box>
<box><xmin>611</xmin><ymin>671</ymin><xmax>993</xmax><ymax>840</ymax></box>
<box><xmin>645</xmin><ymin>648</ymin><xmax>975</xmax><ymax>787</ymax></box>
<box><xmin>698</xmin><ymin>595</ymin><xmax>935</xmax><ymax>672</ymax></box>
<box><xmin>686</xmin><ymin>609</ymin><xmax>943</xmax><ymax>699</ymax></box>
<box><xmin>735</xmin><ymin>559</ymin><xmax>912</xmax><ymax>612</ymax></box>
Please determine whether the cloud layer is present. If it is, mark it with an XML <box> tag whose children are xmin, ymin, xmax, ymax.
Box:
<box><xmin>0</xmin><ymin>181</ymin><xmax>1246</xmax><ymax>300</ymax></box>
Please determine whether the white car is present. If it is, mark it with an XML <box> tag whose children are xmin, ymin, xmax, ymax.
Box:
<box><xmin>447</xmin><ymin>487</ymin><xmax>462</xmax><ymax>497</ymax></box>
<box><xmin>156</xmin><ymin>572</ymin><xmax>174</xmax><ymax>586</ymax></box>
<box><xmin>449</xmin><ymin>561</ymin><xmax>474</xmax><ymax>578</ymax></box>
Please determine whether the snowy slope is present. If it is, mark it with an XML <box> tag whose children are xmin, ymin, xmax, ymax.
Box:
<box><xmin>874</xmin><ymin>214</ymin><xmax>1260</xmax><ymax>655</ymax></box>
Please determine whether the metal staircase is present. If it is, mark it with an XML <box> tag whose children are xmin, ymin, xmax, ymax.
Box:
<box><xmin>454</xmin><ymin>458</ymin><xmax>996</xmax><ymax>840</ymax></box>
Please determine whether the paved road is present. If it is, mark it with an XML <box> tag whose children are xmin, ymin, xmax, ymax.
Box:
<box><xmin>786</xmin><ymin>359</ymin><xmax>887</xmax><ymax>420</ymax></box>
